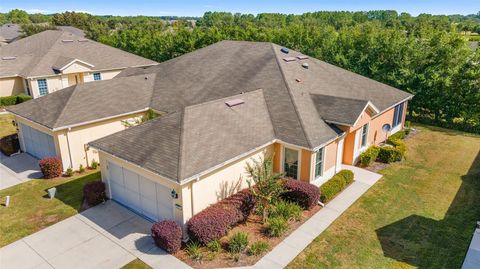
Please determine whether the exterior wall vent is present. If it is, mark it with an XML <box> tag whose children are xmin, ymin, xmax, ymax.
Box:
<box><xmin>225</xmin><ymin>99</ymin><xmax>244</xmax><ymax>108</ymax></box>
<box><xmin>281</xmin><ymin>48</ymin><xmax>289</xmax><ymax>54</ymax></box>
<box><xmin>283</xmin><ymin>57</ymin><xmax>296</xmax><ymax>62</ymax></box>
<box><xmin>297</xmin><ymin>55</ymin><xmax>309</xmax><ymax>60</ymax></box>
<box><xmin>2</xmin><ymin>56</ymin><xmax>16</xmax><ymax>60</ymax></box>
<box><xmin>61</xmin><ymin>39</ymin><xmax>74</xmax><ymax>43</ymax></box>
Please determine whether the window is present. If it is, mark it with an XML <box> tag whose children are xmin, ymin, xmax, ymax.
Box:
<box><xmin>283</xmin><ymin>147</ymin><xmax>299</xmax><ymax>179</ymax></box>
<box><xmin>25</xmin><ymin>79</ymin><xmax>31</xmax><ymax>96</ymax></box>
<box><xmin>37</xmin><ymin>79</ymin><xmax>48</xmax><ymax>96</ymax></box>
<box><xmin>361</xmin><ymin>123</ymin><xmax>369</xmax><ymax>148</ymax></box>
<box><xmin>93</xmin><ymin>72</ymin><xmax>101</xmax><ymax>81</ymax></box>
<box><xmin>315</xmin><ymin>147</ymin><xmax>324</xmax><ymax>178</ymax></box>
<box><xmin>393</xmin><ymin>103</ymin><xmax>404</xmax><ymax>127</ymax></box>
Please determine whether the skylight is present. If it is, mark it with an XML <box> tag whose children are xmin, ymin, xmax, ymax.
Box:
<box><xmin>283</xmin><ymin>57</ymin><xmax>296</xmax><ymax>62</ymax></box>
<box><xmin>2</xmin><ymin>56</ymin><xmax>16</xmax><ymax>60</ymax></box>
<box><xmin>297</xmin><ymin>55</ymin><xmax>309</xmax><ymax>60</ymax></box>
<box><xmin>61</xmin><ymin>39</ymin><xmax>74</xmax><ymax>42</ymax></box>
<box><xmin>225</xmin><ymin>99</ymin><xmax>244</xmax><ymax>108</ymax></box>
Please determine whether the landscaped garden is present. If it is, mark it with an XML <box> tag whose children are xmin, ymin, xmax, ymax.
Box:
<box><xmin>288</xmin><ymin>124</ymin><xmax>480</xmax><ymax>268</ymax></box>
<box><xmin>0</xmin><ymin>169</ymin><xmax>102</xmax><ymax>247</ymax></box>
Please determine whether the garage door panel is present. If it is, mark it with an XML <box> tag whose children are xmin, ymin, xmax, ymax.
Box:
<box><xmin>123</xmin><ymin>169</ymin><xmax>140</xmax><ymax>193</ymax></box>
<box><xmin>156</xmin><ymin>184</ymin><xmax>173</xmax><ymax>220</ymax></box>
<box><xmin>124</xmin><ymin>189</ymin><xmax>142</xmax><ymax>212</ymax></box>
<box><xmin>139</xmin><ymin>176</ymin><xmax>156</xmax><ymax>198</ymax></box>
<box><xmin>20</xmin><ymin>123</ymin><xmax>56</xmax><ymax>159</ymax></box>
<box><xmin>110</xmin><ymin>182</ymin><xmax>126</xmax><ymax>204</ymax></box>
<box><xmin>109</xmin><ymin>162</ymin><xmax>124</xmax><ymax>185</ymax></box>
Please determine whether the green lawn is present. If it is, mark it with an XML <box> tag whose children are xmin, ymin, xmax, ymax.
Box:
<box><xmin>0</xmin><ymin>114</ymin><xmax>16</xmax><ymax>138</ymax></box>
<box><xmin>122</xmin><ymin>259</ymin><xmax>152</xmax><ymax>269</ymax></box>
<box><xmin>288</xmin><ymin>125</ymin><xmax>480</xmax><ymax>269</ymax></box>
<box><xmin>0</xmin><ymin>171</ymin><xmax>101</xmax><ymax>247</ymax></box>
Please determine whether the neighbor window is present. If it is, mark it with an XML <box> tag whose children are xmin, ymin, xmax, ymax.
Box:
<box><xmin>314</xmin><ymin>147</ymin><xmax>325</xmax><ymax>178</ymax></box>
<box><xmin>393</xmin><ymin>103</ymin><xmax>404</xmax><ymax>127</ymax></box>
<box><xmin>361</xmin><ymin>123</ymin><xmax>369</xmax><ymax>148</ymax></box>
<box><xmin>284</xmin><ymin>147</ymin><xmax>299</xmax><ymax>179</ymax></box>
<box><xmin>37</xmin><ymin>79</ymin><xmax>48</xmax><ymax>96</ymax></box>
<box><xmin>93</xmin><ymin>72</ymin><xmax>101</xmax><ymax>81</ymax></box>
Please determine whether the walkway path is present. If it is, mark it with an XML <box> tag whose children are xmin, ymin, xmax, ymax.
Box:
<box><xmin>0</xmin><ymin>152</ymin><xmax>42</xmax><ymax>190</ymax></box>
<box><xmin>462</xmin><ymin>227</ymin><xmax>480</xmax><ymax>269</ymax></box>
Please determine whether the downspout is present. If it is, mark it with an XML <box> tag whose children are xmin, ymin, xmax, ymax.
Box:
<box><xmin>65</xmin><ymin>128</ymin><xmax>73</xmax><ymax>169</ymax></box>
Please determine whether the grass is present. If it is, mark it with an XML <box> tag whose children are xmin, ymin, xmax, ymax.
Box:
<box><xmin>288</xmin><ymin>125</ymin><xmax>480</xmax><ymax>269</ymax></box>
<box><xmin>0</xmin><ymin>171</ymin><xmax>101</xmax><ymax>247</ymax></box>
<box><xmin>122</xmin><ymin>259</ymin><xmax>152</xmax><ymax>269</ymax></box>
<box><xmin>0</xmin><ymin>114</ymin><xmax>16</xmax><ymax>138</ymax></box>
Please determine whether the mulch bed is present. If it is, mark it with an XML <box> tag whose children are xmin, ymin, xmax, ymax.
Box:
<box><xmin>174</xmin><ymin>205</ymin><xmax>322</xmax><ymax>269</ymax></box>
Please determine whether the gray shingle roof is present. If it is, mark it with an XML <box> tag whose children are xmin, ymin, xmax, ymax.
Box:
<box><xmin>8</xmin><ymin>40</ymin><xmax>412</xmax><ymax>182</ymax></box>
<box><xmin>0</xmin><ymin>24</ymin><xmax>21</xmax><ymax>43</ymax></box>
<box><xmin>311</xmin><ymin>94</ymin><xmax>370</xmax><ymax>126</ymax></box>
<box><xmin>0</xmin><ymin>30</ymin><xmax>157</xmax><ymax>77</ymax></box>
<box><xmin>90</xmin><ymin>90</ymin><xmax>275</xmax><ymax>181</ymax></box>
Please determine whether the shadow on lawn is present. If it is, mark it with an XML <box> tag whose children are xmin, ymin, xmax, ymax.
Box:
<box><xmin>376</xmin><ymin>151</ymin><xmax>480</xmax><ymax>269</ymax></box>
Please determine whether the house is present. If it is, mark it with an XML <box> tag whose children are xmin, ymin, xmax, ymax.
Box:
<box><xmin>0</xmin><ymin>30</ymin><xmax>157</xmax><ymax>98</ymax></box>
<box><xmin>8</xmin><ymin>41</ymin><xmax>412</xmax><ymax>228</ymax></box>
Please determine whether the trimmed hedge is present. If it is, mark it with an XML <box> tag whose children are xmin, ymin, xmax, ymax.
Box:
<box><xmin>187</xmin><ymin>189</ymin><xmax>255</xmax><ymax>245</ymax></box>
<box><xmin>151</xmin><ymin>220</ymin><xmax>182</xmax><ymax>253</ymax></box>
<box><xmin>39</xmin><ymin>157</ymin><xmax>63</xmax><ymax>179</ymax></box>
<box><xmin>83</xmin><ymin>181</ymin><xmax>106</xmax><ymax>206</ymax></box>
<box><xmin>320</xmin><ymin>169</ymin><xmax>354</xmax><ymax>203</ymax></box>
<box><xmin>282</xmin><ymin>179</ymin><xmax>320</xmax><ymax>209</ymax></box>
<box><xmin>0</xmin><ymin>95</ymin><xmax>32</xmax><ymax>106</ymax></box>
<box><xmin>377</xmin><ymin>138</ymin><xmax>406</xmax><ymax>163</ymax></box>
<box><xmin>359</xmin><ymin>146</ymin><xmax>380</xmax><ymax>167</ymax></box>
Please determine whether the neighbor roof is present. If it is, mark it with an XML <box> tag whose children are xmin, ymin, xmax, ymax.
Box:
<box><xmin>0</xmin><ymin>24</ymin><xmax>21</xmax><ymax>43</ymax></box>
<box><xmin>9</xmin><ymin>40</ymin><xmax>412</xmax><ymax>182</ymax></box>
<box><xmin>0</xmin><ymin>30</ymin><xmax>157</xmax><ymax>78</ymax></box>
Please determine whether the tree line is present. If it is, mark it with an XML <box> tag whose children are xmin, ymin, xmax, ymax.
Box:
<box><xmin>1</xmin><ymin>10</ymin><xmax>479</xmax><ymax>133</ymax></box>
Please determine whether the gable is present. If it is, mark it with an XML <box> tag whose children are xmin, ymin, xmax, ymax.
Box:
<box><xmin>54</xmin><ymin>59</ymin><xmax>94</xmax><ymax>74</ymax></box>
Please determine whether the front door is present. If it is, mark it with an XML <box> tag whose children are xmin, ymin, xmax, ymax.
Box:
<box><xmin>283</xmin><ymin>147</ymin><xmax>299</xmax><ymax>179</ymax></box>
<box><xmin>67</xmin><ymin>73</ymin><xmax>84</xmax><ymax>86</ymax></box>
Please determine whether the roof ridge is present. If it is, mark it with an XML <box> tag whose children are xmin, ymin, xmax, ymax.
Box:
<box><xmin>22</xmin><ymin>31</ymin><xmax>64</xmax><ymax>77</ymax></box>
<box><xmin>269</xmin><ymin>43</ymin><xmax>312</xmax><ymax>148</ymax></box>
<box><xmin>311</xmin><ymin>93</ymin><xmax>370</xmax><ymax>103</ymax></box>
<box><xmin>52</xmin><ymin>85</ymin><xmax>79</xmax><ymax>128</ymax></box>
<box><xmin>176</xmin><ymin>108</ymin><xmax>186</xmax><ymax>182</ymax></box>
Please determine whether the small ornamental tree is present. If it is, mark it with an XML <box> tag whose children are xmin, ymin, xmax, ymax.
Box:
<box><xmin>39</xmin><ymin>157</ymin><xmax>63</xmax><ymax>179</ymax></box>
<box><xmin>245</xmin><ymin>156</ymin><xmax>284</xmax><ymax>223</ymax></box>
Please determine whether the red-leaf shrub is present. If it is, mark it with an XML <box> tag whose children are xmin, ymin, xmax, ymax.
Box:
<box><xmin>83</xmin><ymin>181</ymin><xmax>106</xmax><ymax>206</ymax></box>
<box><xmin>39</xmin><ymin>157</ymin><xmax>63</xmax><ymax>179</ymax></box>
<box><xmin>187</xmin><ymin>189</ymin><xmax>255</xmax><ymax>245</ymax></box>
<box><xmin>151</xmin><ymin>220</ymin><xmax>182</xmax><ymax>253</ymax></box>
<box><xmin>282</xmin><ymin>179</ymin><xmax>320</xmax><ymax>209</ymax></box>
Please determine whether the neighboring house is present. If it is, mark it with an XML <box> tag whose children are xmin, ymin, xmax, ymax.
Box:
<box><xmin>0</xmin><ymin>24</ymin><xmax>22</xmax><ymax>45</ymax></box>
<box><xmin>8</xmin><ymin>41</ymin><xmax>412</xmax><ymax>229</ymax></box>
<box><xmin>0</xmin><ymin>30</ymin><xmax>157</xmax><ymax>98</ymax></box>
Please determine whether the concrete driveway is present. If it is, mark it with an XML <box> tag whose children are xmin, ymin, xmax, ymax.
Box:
<box><xmin>0</xmin><ymin>152</ymin><xmax>42</xmax><ymax>190</ymax></box>
<box><xmin>0</xmin><ymin>201</ymin><xmax>190</xmax><ymax>269</ymax></box>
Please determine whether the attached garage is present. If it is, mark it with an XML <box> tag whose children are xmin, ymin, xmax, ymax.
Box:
<box><xmin>107</xmin><ymin>161</ymin><xmax>174</xmax><ymax>221</ymax></box>
<box><xmin>19</xmin><ymin>123</ymin><xmax>56</xmax><ymax>159</ymax></box>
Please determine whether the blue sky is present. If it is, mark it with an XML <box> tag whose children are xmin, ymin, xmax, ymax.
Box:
<box><xmin>1</xmin><ymin>0</ymin><xmax>479</xmax><ymax>17</ymax></box>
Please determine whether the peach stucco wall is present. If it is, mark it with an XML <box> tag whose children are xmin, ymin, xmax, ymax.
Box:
<box><xmin>300</xmin><ymin>149</ymin><xmax>311</xmax><ymax>182</ymax></box>
<box><xmin>324</xmin><ymin>140</ymin><xmax>338</xmax><ymax>171</ymax></box>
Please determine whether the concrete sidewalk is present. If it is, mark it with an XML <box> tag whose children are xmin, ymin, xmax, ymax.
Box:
<box><xmin>0</xmin><ymin>152</ymin><xmax>42</xmax><ymax>190</ymax></box>
<box><xmin>462</xmin><ymin>227</ymin><xmax>480</xmax><ymax>269</ymax></box>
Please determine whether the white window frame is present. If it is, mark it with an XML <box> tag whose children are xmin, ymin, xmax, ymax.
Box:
<box><xmin>281</xmin><ymin>145</ymin><xmax>301</xmax><ymax>180</ymax></box>
<box><xmin>360</xmin><ymin>123</ymin><xmax>369</xmax><ymax>149</ymax></box>
<box><xmin>37</xmin><ymin>79</ymin><xmax>48</xmax><ymax>96</ymax></box>
<box><xmin>314</xmin><ymin>147</ymin><xmax>325</xmax><ymax>179</ymax></box>
<box><xmin>93</xmin><ymin>72</ymin><xmax>102</xmax><ymax>81</ymax></box>
<box><xmin>393</xmin><ymin>103</ymin><xmax>404</xmax><ymax>128</ymax></box>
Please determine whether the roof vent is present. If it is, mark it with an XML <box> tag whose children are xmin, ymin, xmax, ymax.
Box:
<box><xmin>280</xmin><ymin>48</ymin><xmax>289</xmax><ymax>54</ymax></box>
<box><xmin>225</xmin><ymin>99</ymin><xmax>244</xmax><ymax>108</ymax></box>
<box><xmin>302</xmin><ymin>63</ymin><xmax>309</xmax><ymax>69</ymax></box>
<box><xmin>2</xmin><ymin>56</ymin><xmax>16</xmax><ymax>60</ymax></box>
<box><xmin>283</xmin><ymin>57</ymin><xmax>296</xmax><ymax>62</ymax></box>
<box><xmin>61</xmin><ymin>39</ymin><xmax>74</xmax><ymax>43</ymax></box>
<box><xmin>78</xmin><ymin>39</ymin><xmax>88</xmax><ymax>42</ymax></box>
<box><xmin>297</xmin><ymin>55</ymin><xmax>309</xmax><ymax>60</ymax></box>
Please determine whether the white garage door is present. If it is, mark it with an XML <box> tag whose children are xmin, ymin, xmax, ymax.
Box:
<box><xmin>108</xmin><ymin>161</ymin><xmax>173</xmax><ymax>221</ymax></box>
<box><xmin>19</xmin><ymin>123</ymin><xmax>56</xmax><ymax>159</ymax></box>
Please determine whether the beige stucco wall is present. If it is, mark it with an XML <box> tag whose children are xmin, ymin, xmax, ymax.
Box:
<box><xmin>55</xmin><ymin>112</ymin><xmax>146</xmax><ymax>170</ymax></box>
<box><xmin>62</xmin><ymin>62</ymin><xmax>92</xmax><ymax>74</ymax></box>
<box><xmin>0</xmin><ymin>77</ymin><xmax>25</xmax><ymax>97</ymax></box>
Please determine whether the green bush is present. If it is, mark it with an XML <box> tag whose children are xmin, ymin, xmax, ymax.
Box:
<box><xmin>319</xmin><ymin>169</ymin><xmax>354</xmax><ymax>203</ymax></box>
<box><xmin>269</xmin><ymin>200</ymin><xmax>302</xmax><ymax>222</ymax></box>
<box><xmin>91</xmin><ymin>159</ymin><xmax>98</xmax><ymax>169</ymax></box>
<box><xmin>377</xmin><ymin>146</ymin><xmax>404</xmax><ymax>163</ymax></box>
<box><xmin>247</xmin><ymin>241</ymin><xmax>270</xmax><ymax>256</ymax></box>
<box><xmin>0</xmin><ymin>96</ymin><xmax>18</xmax><ymax>106</ymax></box>
<box><xmin>79</xmin><ymin>164</ymin><xmax>85</xmax><ymax>173</ymax></box>
<box><xmin>265</xmin><ymin>217</ymin><xmax>288</xmax><ymax>237</ymax></box>
<box><xmin>65</xmin><ymin>168</ymin><xmax>74</xmax><ymax>177</ymax></box>
<box><xmin>186</xmin><ymin>241</ymin><xmax>203</xmax><ymax>260</ymax></box>
<box><xmin>228</xmin><ymin>232</ymin><xmax>249</xmax><ymax>253</ymax></box>
<box><xmin>207</xmin><ymin>240</ymin><xmax>221</xmax><ymax>253</ymax></box>
<box><xmin>359</xmin><ymin>146</ymin><xmax>380</xmax><ymax>167</ymax></box>
<box><xmin>16</xmin><ymin>95</ymin><xmax>32</xmax><ymax>104</ymax></box>
<box><xmin>388</xmin><ymin>130</ymin><xmax>408</xmax><ymax>142</ymax></box>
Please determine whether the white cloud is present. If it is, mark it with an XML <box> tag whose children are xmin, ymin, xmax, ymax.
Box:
<box><xmin>25</xmin><ymin>9</ymin><xmax>49</xmax><ymax>14</ymax></box>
